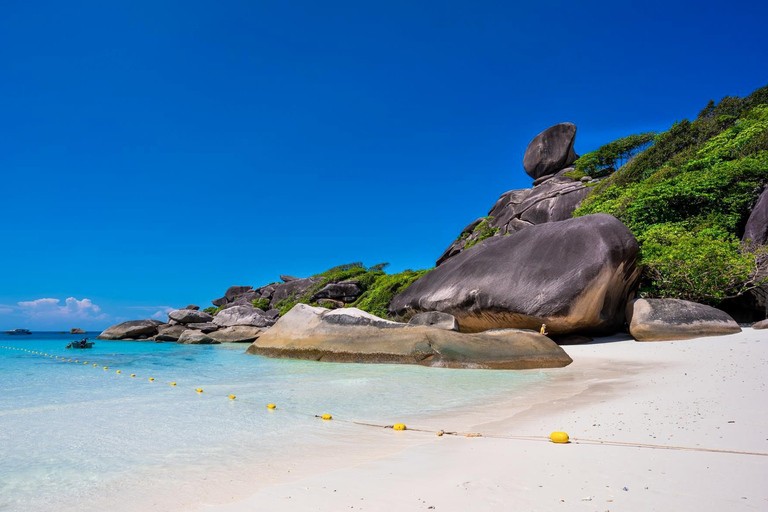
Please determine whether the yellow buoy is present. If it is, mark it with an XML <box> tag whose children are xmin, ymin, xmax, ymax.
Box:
<box><xmin>75</xmin><ymin>360</ymin><xmax>78</xmax><ymax>363</ymax></box>
<box><xmin>84</xmin><ymin>362</ymin><xmax>88</xmax><ymax>365</ymax></box>
<box><xmin>103</xmin><ymin>366</ymin><xmax>108</xmax><ymax>370</ymax></box>
<box><xmin>67</xmin><ymin>359</ymin><xmax>71</xmax><ymax>362</ymax></box>
<box><xmin>94</xmin><ymin>364</ymin><xmax>98</xmax><ymax>367</ymax></box>
<box><xmin>131</xmin><ymin>374</ymin><xmax>135</xmax><ymax>377</ymax></box>
<box><xmin>196</xmin><ymin>388</ymin><xmax>203</xmax><ymax>393</ymax></box>
<box><xmin>437</xmin><ymin>431</ymin><xmax>444</xmax><ymax>436</ymax></box>
<box><xmin>170</xmin><ymin>382</ymin><xmax>176</xmax><ymax>386</ymax></box>
<box><xmin>116</xmin><ymin>370</ymin><xmax>121</xmax><ymax>374</ymax></box>
<box><xmin>149</xmin><ymin>377</ymin><xmax>154</xmax><ymax>381</ymax></box>
<box><xmin>266</xmin><ymin>403</ymin><xmax>276</xmax><ymax>409</ymax></box>
<box><xmin>321</xmin><ymin>414</ymin><xmax>332</xmax><ymax>420</ymax></box>
<box><xmin>229</xmin><ymin>395</ymin><xmax>236</xmax><ymax>400</ymax></box>
<box><xmin>550</xmin><ymin>431</ymin><xmax>570</xmax><ymax>444</ymax></box>
<box><xmin>393</xmin><ymin>423</ymin><xmax>407</xmax><ymax>431</ymax></box>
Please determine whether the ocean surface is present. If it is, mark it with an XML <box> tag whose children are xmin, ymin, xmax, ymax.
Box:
<box><xmin>0</xmin><ymin>332</ymin><xmax>548</xmax><ymax>511</ymax></box>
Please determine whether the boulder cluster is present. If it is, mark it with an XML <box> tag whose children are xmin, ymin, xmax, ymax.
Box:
<box><xmin>99</xmin><ymin>122</ymin><xmax>760</xmax><ymax>364</ymax></box>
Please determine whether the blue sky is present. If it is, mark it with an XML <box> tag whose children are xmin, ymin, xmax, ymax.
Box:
<box><xmin>1</xmin><ymin>0</ymin><xmax>766</xmax><ymax>329</ymax></box>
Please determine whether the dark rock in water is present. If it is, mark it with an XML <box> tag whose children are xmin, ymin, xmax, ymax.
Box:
<box><xmin>743</xmin><ymin>187</ymin><xmax>768</xmax><ymax>245</ymax></box>
<box><xmin>270</xmin><ymin>277</ymin><xmax>323</xmax><ymax>307</ymax></box>
<box><xmin>213</xmin><ymin>305</ymin><xmax>270</xmax><ymax>327</ymax></box>
<box><xmin>184</xmin><ymin>305</ymin><xmax>200</xmax><ymax>310</ymax></box>
<box><xmin>246</xmin><ymin>305</ymin><xmax>572</xmax><ymax>370</ymax></box>
<box><xmin>408</xmin><ymin>312</ymin><xmax>459</xmax><ymax>331</ymax></box>
<box><xmin>208</xmin><ymin>326</ymin><xmax>267</xmax><ymax>343</ymax></box>
<box><xmin>523</xmin><ymin>123</ymin><xmax>578</xmax><ymax>179</ymax></box>
<box><xmin>69</xmin><ymin>328</ymin><xmax>86</xmax><ymax>334</ymax></box>
<box><xmin>177</xmin><ymin>330</ymin><xmax>219</xmax><ymax>344</ymax></box>
<box><xmin>553</xmin><ymin>334</ymin><xmax>594</xmax><ymax>345</ymax></box>
<box><xmin>98</xmin><ymin>319</ymin><xmax>164</xmax><ymax>340</ymax></box>
<box><xmin>225</xmin><ymin>286</ymin><xmax>254</xmax><ymax>301</ymax></box>
<box><xmin>167</xmin><ymin>309</ymin><xmax>213</xmax><ymax>324</ymax></box>
<box><xmin>627</xmin><ymin>298</ymin><xmax>741</xmax><ymax>341</ymax></box>
<box><xmin>185</xmin><ymin>322</ymin><xmax>220</xmax><ymax>333</ymax></box>
<box><xmin>753</xmin><ymin>319</ymin><xmax>768</xmax><ymax>329</ymax></box>
<box><xmin>312</xmin><ymin>281</ymin><xmax>362</xmax><ymax>303</ymax></box>
<box><xmin>155</xmin><ymin>324</ymin><xmax>187</xmax><ymax>341</ymax></box>
<box><xmin>280</xmin><ymin>275</ymin><xmax>299</xmax><ymax>282</ymax></box>
<box><xmin>264</xmin><ymin>309</ymin><xmax>281</xmax><ymax>320</ymax></box>
<box><xmin>392</xmin><ymin>214</ymin><xmax>641</xmax><ymax>336</ymax></box>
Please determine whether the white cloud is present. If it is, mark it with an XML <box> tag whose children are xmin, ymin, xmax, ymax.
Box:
<box><xmin>0</xmin><ymin>307</ymin><xmax>13</xmax><ymax>314</ymax></box>
<box><xmin>151</xmin><ymin>307</ymin><xmax>174</xmax><ymax>320</ymax></box>
<box><xmin>17</xmin><ymin>297</ymin><xmax>107</xmax><ymax>321</ymax></box>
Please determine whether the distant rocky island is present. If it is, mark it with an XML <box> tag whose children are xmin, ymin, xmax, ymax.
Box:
<box><xmin>100</xmin><ymin>85</ymin><xmax>768</xmax><ymax>368</ymax></box>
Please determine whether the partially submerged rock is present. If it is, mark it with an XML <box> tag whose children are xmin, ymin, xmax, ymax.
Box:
<box><xmin>98</xmin><ymin>319</ymin><xmax>164</xmax><ymax>340</ymax></box>
<box><xmin>627</xmin><ymin>298</ymin><xmax>741</xmax><ymax>341</ymax></box>
<box><xmin>177</xmin><ymin>330</ymin><xmax>219</xmax><ymax>344</ymax></box>
<box><xmin>393</xmin><ymin>214</ymin><xmax>641</xmax><ymax>336</ymax></box>
<box><xmin>69</xmin><ymin>328</ymin><xmax>86</xmax><ymax>334</ymax></box>
<box><xmin>246</xmin><ymin>305</ymin><xmax>572</xmax><ymax>370</ymax></box>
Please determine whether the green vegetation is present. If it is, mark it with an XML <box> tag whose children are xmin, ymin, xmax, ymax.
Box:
<box><xmin>273</xmin><ymin>262</ymin><xmax>430</xmax><ymax>318</ymax></box>
<box><xmin>202</xmin><ymin>305</ymin><xmax>225</xmax><ymax>316</ymax></box>
<box><xmin>574</xmin><ymin>85</ymin><xmax>768</xmax><ymax>304</ymax></box>
<box><xmin>574</xmin><ymin>132</ymin><xmax>656</xmax><ymax>178</ymax></box>
<box><xmin>463</xmin><ymin>217</ymin><xmax>499</xmax><ymax>249</ymax></box>
<box><xmin>251</xmin><ymin>298</ymin><xmax>271</xmax><ymax>311</ymax></box>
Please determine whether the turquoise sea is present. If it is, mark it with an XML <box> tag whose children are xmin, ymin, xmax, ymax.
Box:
<box><xmin>0</xmin><ymin>333</ymin><xmax>548</xmax><ymax>511</ymax></box>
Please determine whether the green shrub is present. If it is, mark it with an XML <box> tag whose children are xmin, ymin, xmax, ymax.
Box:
<box><xmin>574</xmin><ymin>132</ymin><xmax>656</xmax><ymax>178</ymax></box>
<box><xmin>350</xmin><ymin>269</ymin><xmax>431</xmax><ymax>318</ymax></box>
<box><xmin>202</xmin><ymin>306</ymin><xmax>218</xmax><ymax>315</ymax></box>
<box><xmin>251</xmin><ymin>298</ymin><xmax>271</xmax><ymax>311</ymax></box>
<box><xmin>463</xmin><ymin>217</ymin><xmax>499</xmax><ymax>249</ymax></box>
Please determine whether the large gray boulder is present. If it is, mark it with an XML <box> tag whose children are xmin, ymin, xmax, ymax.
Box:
<box><xmin>743</xmin><ymin>188</ymin><xmax>768</xmax><ymax>245</ymax></box>
<box><xmin>213</xmin><ymin>305</ymin><xmax>271</xmax><ymax>327</ymax></box>
<box><xmin>627</xmin><ymin>299</ymin><xmax>742</xmax><ymax>341</ymax></box>
<box><xmin>246</xmin><ymin>305</ymin><xmax>572</xmax><ymax>370</ymax></box>
<box><xmin>270</xmin><ymin>277</ymin><xmax>323</xmax><ymax>307</ymax></box>
<box><xmin>225</xmin><ymin>285</ymin><xmax>254</xmax><ymax>301</ymax></box>
<box><xmin>523</xmin><ymin>123</ymin><xmax>578</xmax><ymax>179</ymax></box>
<box><xmin>392</xmin><ymin>214</ymin><xmax>641</xmax><ymax>336</ymax></box>
<box><xmin>312</xmin><ymin>281</ymin><xmax>362</xmax><ymax>303</ymax></box>
<box><xmin>155</xmin><ymin>324</ymin><xmax>187</xmax><ymax>341</ymax></box>
<box><xmin>167</xmin><ymin>309</ymin><xmax>213</xmax><ymax>324</ymax></box>
<box><xmin>185</xmin><ymin>322</ymin><xmax>220</xmax><ymax>333</ymax></box>
<box><xmin>753</xmin><ymin>319</ymin><xmax>768</xmax><ymax>329</ymax></box>
<box><xmin>177</xmin><ymin>330</ymin><xmax>219</xmax><ymax>344</ymax></box>
<box><xmin>208</xmin><ymin>326</ymin><xmax>268</xmax><ymax>343</ymax></box>
<box><xmin>98</xmin><ymin>319</ymin><xmax>164</xmax><ymax>340</ymax></box>
<box><xmin>408</xmin><ymin>312</ymin><xmax>459</xmax><ymax>331</ymax></box>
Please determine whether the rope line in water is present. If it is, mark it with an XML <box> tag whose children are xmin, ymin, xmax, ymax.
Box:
<box><xmin>3</xmin><ymin>345</ymin><xmax>766</xmax><ymax>458</ymax></box>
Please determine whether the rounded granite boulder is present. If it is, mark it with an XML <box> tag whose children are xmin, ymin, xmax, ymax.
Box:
<box><xmin>626</xmin><ymin>298</ymin><xmax>742</xmax><ymax>341</ymax></box>
<box><xmin>98</xmin><ymin>319</ymin><xmax>164</xmax><ymax>340</ymax></box>
<box><xmin>523</xmin><ymin>123</ymin><xmax>578</xmax><ymax>180</ymax></box>
<box><xmin>391</xmin><ymin>214</ymin><xmax>641</xmax><ymax>336</ymax></box>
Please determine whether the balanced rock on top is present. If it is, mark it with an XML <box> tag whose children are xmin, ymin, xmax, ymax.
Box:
<box><xmin>523</xmin><ymin>122</ymin><xmax>578</xmax><ymax>179</ymax></box>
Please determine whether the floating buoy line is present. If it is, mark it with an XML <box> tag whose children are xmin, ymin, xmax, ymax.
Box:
<box><xmin>2</xmin><ymin>344</ymin><xmax>767</xmax><ymax>458</ymax></box>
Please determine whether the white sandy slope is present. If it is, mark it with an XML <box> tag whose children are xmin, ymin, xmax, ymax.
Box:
<box><xmin>202</xmin><ymin>328</ymin><xmax>768</xmax><ymax>512</ymax></box>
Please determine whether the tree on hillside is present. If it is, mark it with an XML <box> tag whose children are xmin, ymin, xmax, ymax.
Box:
<box><xmin>574</xmin><ymin>132</ymin><xmax>656</xmax><ymax>177</ymax></box>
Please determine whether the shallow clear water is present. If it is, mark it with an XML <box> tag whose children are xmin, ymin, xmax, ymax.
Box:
<box><xmin>0</xmin><ymin>333</ymin><xmax>547</xmax><ymax>511</ymax></box>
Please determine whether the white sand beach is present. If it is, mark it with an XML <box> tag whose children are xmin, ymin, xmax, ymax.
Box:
<box><xmin>203</xmin><ymin>328</ymin><xmax>768</xmax><ymax>512</ymax></box>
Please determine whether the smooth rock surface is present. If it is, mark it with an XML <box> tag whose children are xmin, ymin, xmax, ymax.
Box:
<box><xmin>98</xmin><ymin>319</ymin><xmax>164</xmax><ymax>340</ymax></box>
<box><xmin>224</xmin><ymin>286</ymin><xmax>254</xmax><ymax>301</ymax></box>
<box><xmin>408</xmin><ymin>312</ymin><xmax>459</xmax><ymax>331</ymax></box>
<box><xmin>246</xmin><ymin>305</ymin><xmax>572</xmax><ymax>369</ymax></box>
<box><xmin>743</xmin><ymin>187</ymin><xmax>768</xmax><ymax>245</ymax></box>
<box><xmin>270</xmin><ymin>277</ymin><xmax>323</xmax><ymax>307</ymax></box>
<box><xmin>155</xmin><ymin>324</ymin><xmax>187</xmax><ymax>341</ymax></box>
<box><xmin>168</xmin><ymin>309</ymin><xmax>213</xmax><ymax>324</ymax></box>
<box><xmin>177</xmin><ymin>330</ymin><xmax>219</xmax><ymax>344</ymax></box>
<box><xmin>752</xmin><ymin>319</ymin><xmax>768</xmax><ymax>329</ymax></box>
<box><xmin>185</xmin><ymin>322</ymin><xmax>220</xmax><ymax>333</ymax></box>
<box><xmin>523</xmin><ymin>122</ymin><xmax>578</xmax><ymax>179</ymax></box>
<box><xmin>393</xmin><ymin>214</ymin><xmax>641</xmax><ymax>336</ymax></box>
<box><xmin>312</xmin><ymin>281</ymin><xmax>362</xmax><ymax>302</ymax></box>
<box><xmin>208</xmin><ymin>326</ymin><xmax>268</xmax><ymax>343</ymax></box>
<box><xmin>184</xmin><ymin>305</ymin><xmax>200</xmax><ymax>310</ymax></box>
<box><xmin>213</xmin><ymin>305</ymin><xmax>270</xmax><ymax>327</ymax></box>
<box><xmin>627</xmin><ymin>298</ymin><xmax>741</xmax><ymax>341</ymax></box>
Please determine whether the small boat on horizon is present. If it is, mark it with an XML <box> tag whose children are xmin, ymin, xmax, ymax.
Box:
<box><xmin>4</xmin><ymin>329</ymin><xmax>32</xmax><ymax>335</ymax></box>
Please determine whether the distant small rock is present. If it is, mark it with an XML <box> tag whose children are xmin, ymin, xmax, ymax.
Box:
<box><xmin>69</xmin><ymin>328</ymin><xmax>86</xmax><ymax>334</ymax></box>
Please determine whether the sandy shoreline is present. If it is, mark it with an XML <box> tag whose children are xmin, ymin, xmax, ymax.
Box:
<box><xmin>201</xmin><ymin>329</ymin><xmax>768</xmax><ymax>511</ymax></box>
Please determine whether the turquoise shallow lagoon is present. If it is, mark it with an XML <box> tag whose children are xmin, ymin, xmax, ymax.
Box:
<box><xmin>0</xmin><ymin>333</ymin><xmax>548</xmax><ymax>511</ymax></box>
